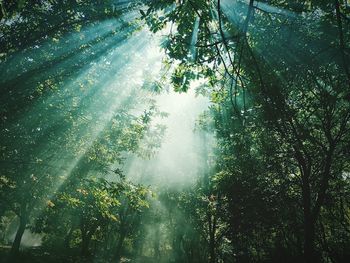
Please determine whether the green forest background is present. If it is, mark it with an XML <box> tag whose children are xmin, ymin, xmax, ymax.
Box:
<box><xmin>0</xmin><ymin>0</ymin><xmax>349</xmax><ymax>263</ymax></box>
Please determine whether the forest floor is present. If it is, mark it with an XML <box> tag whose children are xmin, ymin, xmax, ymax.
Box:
<box><xmin>0</xmin><ymin>246</ymin><xmax>161</xmax><ymax>263</ymax></box>
<box><xmin>0</xmin><ymin>246</ymin><xmax>81</xmax><ymax>263</ymax></box>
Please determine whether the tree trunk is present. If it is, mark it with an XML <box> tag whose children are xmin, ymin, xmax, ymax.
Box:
<box><xmin>208</xmin><ymin>211</ymin><xmax>216</xmax><ymax>263</ymax></box>
<box><xmin>64</xmin><ymin>227</ymin><xmax>74</xmax><ymax>249</ymax></box>
<box><xmin>10</xmin><ymin>214</ymin><xmax>27</xmax><ymax>256</ymax></box>
<box><xmin>209</xmin><ymin>236</ymin><xmax>216</xmax><ymax>263</ymax></box>
<box><xmin>302</xmin><ymin>182</ymin><xmax>316</xmax><ymax>263</ymax></box>
<box><xmin>303</xmin><ymin>212</ymin><xmax>316</xmax><ymax>263</ymax></box>
<box><xmin>153</xmin><ymin>226</ymin><xmax>160</xmax><ymax>260</ymax></box>
<box><xmin>81</xmin><ymin>228</ymin><xmax>93</xmax><ymax>257</ymax></box>
<box><xmin>81</xmin><ymin>234</ymin><xmax>89</xmax><ymax>256</ymax></box>
<box><xmin>114</xmin><ymin>230</ymin><xmax>126</xmax><ymax>262</ymax></box>
<box><xmin>302</xmin><ymin>147</ymin><xmax>333</xmax><ymax>263</ymax></box>
<box><xmin>80</xmin><ymin>218</ymin><xmax>95</xmax><ymax>257</ymax></box>
<box><xmin>297</xmin><ymin>150</ymin><xmax>317</xmax><ymax>263</ymax></box>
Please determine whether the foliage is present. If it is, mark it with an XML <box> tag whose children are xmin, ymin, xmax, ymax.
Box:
<box><xmin>143</xmin><ymin>0</ymin><xmax>350</xmax><ymax>262</ymax></box>
<box><xmin>0</xmin><ymin>0</ymin><xmax>350</xmax><ymax>263</ymax></box>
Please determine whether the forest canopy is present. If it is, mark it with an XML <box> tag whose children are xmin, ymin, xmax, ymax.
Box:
<box><xmin>0</xmin><ymin>0</ymin><xmax>349</xmax><ymax>263</ymax></box>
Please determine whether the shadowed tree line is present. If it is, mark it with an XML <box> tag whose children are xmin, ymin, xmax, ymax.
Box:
<box><xmin>143</xmin><ymin>0</ymin><xmax>350</xmax><ymax>263</ymax></box>
<box><xmin>0</xmin><ymin>1</ymin><xmax>165</xmax><ymax>262</ymax></box>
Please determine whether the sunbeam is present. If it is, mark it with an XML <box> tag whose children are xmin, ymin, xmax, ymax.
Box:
<box><xmin>190</xmin><ymin>16</ymin><xmax>200</xmax><ymax>61</ymax></box>
<box><xmin>32</xmin><ymin>29</ymin><xmax>162</xmax><ymax>198</ymax></box>
<box><xmin>1</xmin><ymin>1</ymin><xmax>348</xmax><ymax>262</ymax></box>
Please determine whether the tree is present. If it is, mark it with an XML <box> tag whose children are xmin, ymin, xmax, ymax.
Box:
<box><xmin>34</xmin><ymin>176</ymin><xmax>151</xmax><ymax>260</ymax></box>
<box><xmin>0</xmin><ymin>0</ymin><xmax>162</xmax><ymax>256</ymax></box>
<box><xmin>143</xmin><ymin>0</ymin><xmax>350</xmax><ymax>262</ymax></box>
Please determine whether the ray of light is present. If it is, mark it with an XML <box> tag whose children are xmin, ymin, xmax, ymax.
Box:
<box><xmin>0</xmin><ymin>11</ymin><xmax>140</xmax><ymax>84</ymax></box>
<box><xmin>125</xmin><ymin>79</ymin><xmax>213</xmax><ymax>187</ymax></box>
<box><xmin>218</xmin><ymin>0</ymin><xmax>335</xmax><ymax>76</ymax></box>
<box><xmin>36</xmin><ymin>28</ymin><xmax>168</xmax><ymax>203</ymax></box>
<box><xmin>190</xmin><ymin>16</ymin><xmax>200</xmax><ymax>61</ymax></box>
<box><xmin>220</xmin><ymin>0</ymin><xmax>297</xmax><ymax>33</ymax></box>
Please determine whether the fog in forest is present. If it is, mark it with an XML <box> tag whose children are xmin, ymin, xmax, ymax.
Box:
<box><xmin>1</xmin><ymin>1</ymin><xmax>349</xmax><ymax>263</ymax></box>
